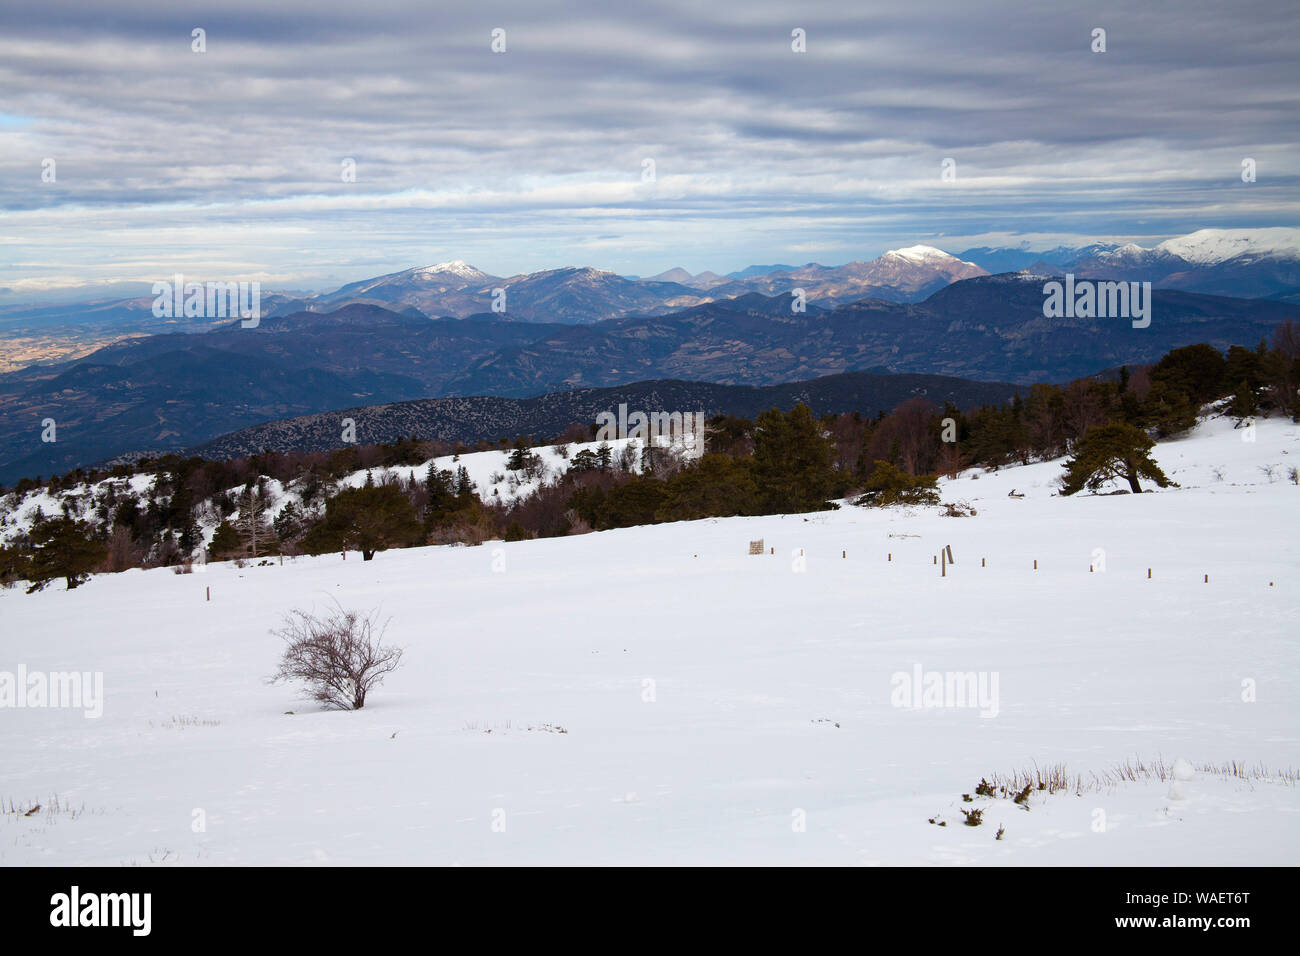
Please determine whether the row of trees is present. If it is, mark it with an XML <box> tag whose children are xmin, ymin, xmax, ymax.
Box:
<box><xmin>2</xmin><ymin>328</ymin><xmax>1296</xmax><ymax>588</ymax></box>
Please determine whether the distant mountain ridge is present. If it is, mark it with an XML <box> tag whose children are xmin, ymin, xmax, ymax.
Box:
<box><xmin>958</xmin><ymin>228</ymin><xmax>1300</xmax><ymax>300</ymax></box>
<box><xmin>185</xmin><ymin>371</ymin><xmax>1023</xmax><ymax>462</ymax></box>
<box><xmin>0</xmin><ymin>274</ymin><xmax>1291</xmax><ymax>484</ymax></box>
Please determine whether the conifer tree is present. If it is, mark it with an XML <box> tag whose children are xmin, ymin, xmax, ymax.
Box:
<box><xmin>1060</xmin><ymin>423</ymin><xmax>1174</xmax><ymax>495</ymax></box>
<box><xmin>302</xmin><ymin>484</ymin><xmax>423</xmax><ymax>560</ymax></box>
<box><xmin>24</xmin><ymin>517</ymin><xmax>107</xmax><ymax>592</ymax></box>
<box><xmin>751</xmin><ymin>403</ymin><xmax>835</xmax><ymax>513</ymax></box>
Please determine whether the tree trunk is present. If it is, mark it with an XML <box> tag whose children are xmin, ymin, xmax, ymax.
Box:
<box><xmin>1124</xmin><ymin>458</ymin><xmax>1143</xmax><ymax>494</ymax></box>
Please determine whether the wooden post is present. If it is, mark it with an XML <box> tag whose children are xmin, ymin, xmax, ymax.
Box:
<box><xmin>842</xmin><ymin>550</ymin><xmax>845</xmax><ymax>559</ymax></box>
<box><xmin>1204</xmin><ymin>574</ymin><xmax>1208</xmax><ymax>583</ymax></box>
<box><xmin>933</xmin><ymin>555</ymin><xmax>937</xmax><ymax>565</ymax></box>
<box><xmin>941</xmin><ymin>550</ymin><xmax>946</xmax><ymax>577</ymax></box>
<box><xmin>945</xmin><ymin>545</ymin><xmax>954</xmax><ymax>564</ymax></box>
<box><xmin>981</xmin><ymin>557</ymin><xmax>985</xmax><ymax>567</ymax></box>
<box><xmin>1147</xmin><ymin>568</ymin><xmax>1151</xmax><ymax>579</ymax></box>
<box><xmin>1033</xmin><ymin>559</ymin><xmax>1037</xmax><ymax>570</ymax></box>
<box><xmin>770</xmin><ymin>546</ymin><xmax>774</xmax><ymax>555</ymax></box>
<box><xmin>206</xmin><ymin>586</ymin><xmax>210</xmax><ymax>602</ymax></box>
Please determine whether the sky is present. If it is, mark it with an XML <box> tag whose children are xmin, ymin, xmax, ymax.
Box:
<box><xmin>0</xmin><ymin>0</ymin><xmax>1296</xmax><ymax>297</ymax></box>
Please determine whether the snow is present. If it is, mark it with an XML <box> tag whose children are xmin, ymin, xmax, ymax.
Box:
<box><xmin>885</xmin><ymin>244</ymin><xmax>966</xmax><ymax>265</ymax></box>
<box><xmin>1154</xmin><ymin>227</ymin><xmax>1300</xmax><ymax>265</ymax></box>
<box><xmin>335</xmin><ymin>436</ymin><xmax>646</xmax><ymax>506</ymax></box>
<box><xmin>0</xmin><ymin>436</ymin><xmax>653</xmax><ymax>548</ymax></box>
<box><xmin>0</xmin><ymin>415</ymin><xmax>1296</xmax><ymax>865</ymax></box>
<box><xmin>413</xmin><ymin>260</ymin><xmax>488</xmax><ymax>280</ymax></box>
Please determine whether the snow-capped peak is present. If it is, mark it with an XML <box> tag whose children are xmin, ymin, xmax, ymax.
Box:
<box><xmin>415</xmin><ymin>260</ymin><xmax>486</xmax><ymax>279</ymax></box>
<box><xmin>883</xmin><ymin>244</ymin><xmax>959</xmax><ymax>264</ymax></box>
<box><xmin>1154</xmin><ymin>228</ymin><xmax>1300</xmax><ymax>265</ymax></box>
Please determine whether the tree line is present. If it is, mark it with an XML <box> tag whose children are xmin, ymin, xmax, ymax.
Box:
<box><xmin>2</xmin><ymin>324</ymin><xmax>1296</xmax><ymax>590</ymax></box>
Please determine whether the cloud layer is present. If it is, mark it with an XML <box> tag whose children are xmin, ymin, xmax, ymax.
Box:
<box><xmin>1</xmin><ymin>0</ymin><xmax>1296</xmax><ymax>293</ymax></box>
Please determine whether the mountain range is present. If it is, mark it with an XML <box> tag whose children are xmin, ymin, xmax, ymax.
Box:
<box><xmin>4</xmin><ymin>229</ymin><xmax>1295</xmax><ymax>376</ymax></box>
<box><xmin>956</xmin><ymin>228</ymin><xmax>1300</xmax><ymax>302</ymax></box>
<box><xmin>1</xmin><ymin>269</ymin><xmax>1292</xmax><ymax>484</ymax></box>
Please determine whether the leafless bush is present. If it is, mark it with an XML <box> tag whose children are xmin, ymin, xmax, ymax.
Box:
<box><xmin>269</xmin><ymin>603</ymin><xmax>403</xmax><ymax>710</ymax></box>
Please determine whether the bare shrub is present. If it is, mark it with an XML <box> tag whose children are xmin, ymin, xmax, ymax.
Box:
<box><xmin>270</xmin><ymin>603</ymin><xmax>403</xmax><ymax>710</ymax></box>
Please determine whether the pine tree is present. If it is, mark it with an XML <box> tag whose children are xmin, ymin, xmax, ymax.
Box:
<box><xmin>424</xmin><ymin>466</ymin><xmax>456</xmax><ymax>523</ymax></box>
<box><xmin>751</xmin><ymin>403</ymin><xmax>835</xmax><ymax>513</ymax></box>
<box><xmin>1228</xmin><ymin>379</ymin><xmax>1258</xmax><ymax>418</ymax></box>
<box><xmin>207</xmin><ymin>520</ymin><xmax>242</xmax><ymax>561</ymax></box>
<box><xmin>506</xmin><ymin>438</ymin><xmax>534</xmax><ymax>471</ymax></box>
<box><xmin>454</xmin><ymin>465</ymin><xmax>475</xmax><ymax>497</ymax></box>
<box><xmin>24</xmin><ymin>517</ymin><xmax>107</xmax><ymax>593</ymax></box>
<box><xmin>301</xmin><ymin>484</ymin><xmax>423</xmax><ymax>560</ymax></box>
<box><xmin>655</xmin><ymin>454</ymin><xmax>759</xmax><ymax>521</ymax></box>
<box><xmin>1060</xmin><ymin>423</ymin><xmax>1174</xmax><ymax>495</ymax></box>
<box><xmin>856</xmin><ymin>461</ymin><xmax>940</xmax><ymax>507</ymax></box>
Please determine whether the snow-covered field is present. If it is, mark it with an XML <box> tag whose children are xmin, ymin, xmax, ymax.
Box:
<box><xmin>1</xmin><ymin>415</ymin><xmax>1297</xmax><ymax>865</ymax></box>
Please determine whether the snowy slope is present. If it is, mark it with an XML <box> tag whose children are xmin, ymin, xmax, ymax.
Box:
<box><xmin>0</xmin><ymin>436</ymin><xmax>650</xmax><ymax>550</ymax></box>
<box><xmin>1155</xmin><ymin>228</ymin><xmax>1300</xmax><ymax>265</ymax></box>
<box><xmin>0</xmin><ymin>416</ymin><xmax>1296</xmax><ymax>865</ymax></box>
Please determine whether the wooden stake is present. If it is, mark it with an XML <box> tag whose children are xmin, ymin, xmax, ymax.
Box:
<box><xmin>888</xmin><ymin>552</ymin><xmax>892</xmax><ymax>562</ymax></box>
<box><xmin>1089</xmin><ymin>565</ymin><xmax>1093</xmax><ymax>573</ymax></box>
<box><xmin>206</xmin><ymin>586</ymin><xmax>210</xmax><ymax>602</ymax></box>
<box><xmin>1147</xmin><ymin>568</ymin><xmax>1152</xmax><ymax>579</ymax></box>
<box><xmin>933</xmin><ymin>555</ymin><xmax>938</xmax><ymax>565</ymax></box>
<box><xmin>981</xmin><ymin>557</ymin><xmax>985</xmax><ymax>567</ymax></box>
<box><xmin>842</xmin><ymin>550</ymin><xmax>845</xmax><ymax>559</ymax></box>
<box><xmin>941</xmin><ymin>550</ymin><xmax>946</xmax><ymax>577</ymax></box>
<box><xmin>1033</xmin><ymin>559</ymin><xmax>1037</xmax><ymax>570</ymax></box>
<box><xmin>1204</xmin><ymin>574</ymin><xmax>1208</xmax><ymax>583</ymax></box>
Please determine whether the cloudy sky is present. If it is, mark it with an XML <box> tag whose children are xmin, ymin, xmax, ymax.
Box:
<box><xmin>0</xmin><ymin>0</ymin><xmax>1296</xmax><ymax>296</ymax></box>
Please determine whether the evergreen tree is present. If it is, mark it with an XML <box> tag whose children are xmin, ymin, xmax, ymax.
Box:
<box><xmin>302</xmin><ymin>484</ymin><xmax>423</xmax><ymax>560</ymax></box>
<box><xmin>655</xmin><ymin>454</ymin><xmax>759</xmax><ymax>521</ymax></box>
<box><xmin>273</xmin><ymin>500</ymin><xmax>306</xmax><ymax>545</ymax></box>
<box><xmin>506</xmin><ymin>438</ymin><xmax>535</xmax><ymax>471</ymax></box>
<box><xmin>454</xmin><ymin>465</ymin><xmax>475</xmax><ymax>496</ymax></box>
<box><xmin>207</xmin><ymin>520</ymin><xmax>242</xmax><ymax>561</ymax></box>
<box><xmin>24</xmin><ymin>517</ymin><xmax>107</xmax><ymax>592</ymax></box>
<box><xmin>855</xmin><ymin>461</ymin><xmax>940</xmax><ymax>507</ymax></box>
<box><xmin>569</xmin><ymin>449</ymin><xmax>601</xmax><ymax>473</ymax></box>
<box><xmin>1150</xmin><ymin>343</ymin><xmax>1226</xmax><ymax>408</ymax></box>
<box><xmin>424</xmin><ymin>466</ymin><xmax>457</xmax><ymax>522</ymax></box>
<box><xmin>751</xmin><ymin>403</ymin><xmax>835</xmax><ymax>513</ymax></box>
<box><xmin>1060</xmin><ymin>423</ymin><xmax>1174</xmax><ymax>495</ymax></box>
<box><xmin>1228</xmin><ymin>380</ymin><xmax>1259</xmax><ymax>418</ymax></box>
